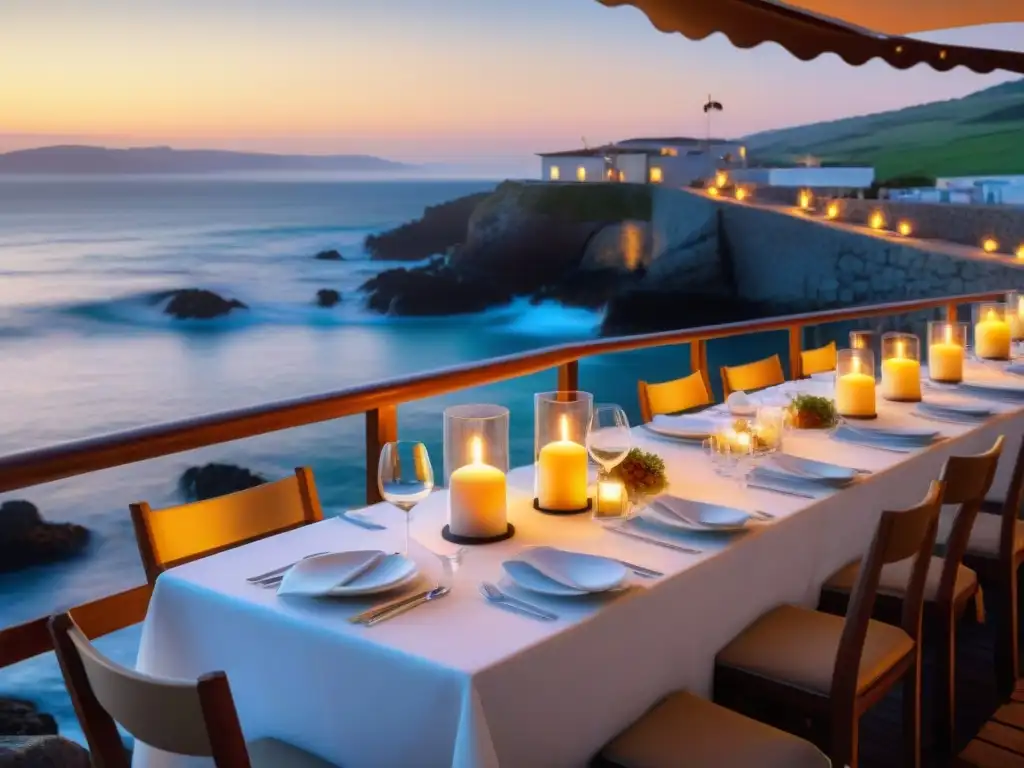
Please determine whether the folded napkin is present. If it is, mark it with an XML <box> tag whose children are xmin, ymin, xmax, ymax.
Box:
<box><xmin>650</xmin><ymin>414</ymin><xmax>723</xmax><ymax>437</ymax></box>
<box><xmin>277</xmin><ymin>550</ymin><xmax>388</xmax><ymax>596</ymax></box>
<box><xmin>748</xmin><ymin>466</ymin><xmax>837</xmax><ymax>496</ymax></box>
<box><xmin>831</xmin><ymin>425</ymin><xmax>921</xmax><ymax>453</ymax></box>
<box><xmin>653</xmin><ymin>495</ymin><xmax>750</xmax><ymax>528</ymax></box>
<box><xmin>512</xmin><ymin>547</ymin><xmax>627</xmax><ymax>592</ymax></box>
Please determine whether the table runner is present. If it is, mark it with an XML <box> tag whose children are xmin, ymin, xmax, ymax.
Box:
<box><xmin>133</xmin><ymin>377</ymin><xmax>1024</xmax><ymax>768</ymax></box>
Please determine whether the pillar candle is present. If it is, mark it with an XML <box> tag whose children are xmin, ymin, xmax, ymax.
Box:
<box><xmin>1011</xmin><ymin>297</ymin><xmax>1024</xmax><ymax>341</ymax></box>
<box><xmin>836</xmin><ymin>363</ymin><xmax>876</xmax><ymax>418</ymax></box>
<box><xmin>975</xmin><ymin>310</ymin><xmax>1011</xmax><ymax>360</ymax></box>
<box><xmin>929</xmin><ymin>326</ymin><xmax>964</xmax><ymax>383</ymax></box>
<box><xmin>537</xmin><ymin>415</ymin><xmax>589</xmax><ymax>510</ymax></box>
<box><xmin>880</xmin><ymin>342</ymin><xmax>921</xmax><ymax>401</ymax></box>
<box><xmin>448</xmin><ymin>436</ymin><xmax>507</xmax><ymax>538</ymax></box>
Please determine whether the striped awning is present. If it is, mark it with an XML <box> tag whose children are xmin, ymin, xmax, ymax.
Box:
<box><xmin>596</xmin><ymin>0</ymin><xmax>1024</xmax><ymax>74</ymax></box>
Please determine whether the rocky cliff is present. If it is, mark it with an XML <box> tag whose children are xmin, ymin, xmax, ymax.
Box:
<box><xmin>363</xmin><ymin>191</ymin><xmax>492</xmax><ymax>261</ymax></box>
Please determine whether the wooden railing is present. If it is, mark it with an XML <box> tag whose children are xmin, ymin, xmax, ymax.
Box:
<box><xmin>0</xmin><ymin>290</ymin><xmax>1003</xmax><ymax>667</ymax></box>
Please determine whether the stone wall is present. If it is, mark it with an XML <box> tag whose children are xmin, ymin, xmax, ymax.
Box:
<box><xmin>833</xmin><ymin>198</ymin><xmax>1024</xmax><ymax>254</ymax></box>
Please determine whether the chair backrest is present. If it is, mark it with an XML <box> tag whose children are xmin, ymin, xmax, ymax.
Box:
<box><xmin>49</xmin><ymin>613</ymin><xmax>251</xmax><ymax>768</ymax></box>
<box><xmin>832</xmin><ymin>481</ymin><xmax>944</xmax><ymax>708</ymax></box>
<box><xmin>936</xmin><ymin>437</ymin><xmax>1005</xmax><ymax>600</ymax></box>
<box><xmin>131</xmin><ymin>466</ymin><xmax>323</xmax><ymax>583</ymax></box>
<box><xmin>800</xmin><ymin>342</ymin><xmax>837</xmax><ymax>377</ymax></box>
<box><xmin>637</xmin><ymin>371</ymin><xmax>711</xmax><ymax>423</ymax></box>
<box><xmin>720</xmin><ymin>354</ymin><xmax>785</xmax><ymax>398</ymax></box>
<box><xmin>997</xmin><ymin>436</ymin><xmax>1024</xmax><ymax>565</ymax></box>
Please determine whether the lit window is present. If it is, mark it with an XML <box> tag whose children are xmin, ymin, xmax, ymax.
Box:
<box><xmin>649</xmin><ymin>167</ymin><xmax>663</xmax><ymax>183</ymax></box>
<box><xmin>739</xmin><ymin>146</ymin><xmax>747</xmax><ymax>160</ymax></box>
<box><xmin>715</xmin><ymin>172</ymin><xmax>728</xmax><ymax>187</ymax></box>
<box><xmin>549</xmin><ymin>165</ymin><xmax>560</xmax><ymax>181</ymax></box>
<box><xmin>607</xmin><ymin>168</ymin><xmax>616</xmax><ymax>180</ymax></box>
<box><xmin>577</xmin><ymin>166</ymin><xmax>587</xmax><ymax>182</ymax></box>
<box><xmin>660</xmin><ymin>147</ymin><xmax>678</xmax><ymax>157</ymax></box>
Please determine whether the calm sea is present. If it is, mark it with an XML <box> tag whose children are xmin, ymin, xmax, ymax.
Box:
<box><xmin>0</xmin><ymin>175</ymin><xmax>779</xmax><ymax>744</ymax></box>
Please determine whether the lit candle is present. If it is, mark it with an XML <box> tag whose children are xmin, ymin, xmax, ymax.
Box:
<box><xmin>929</xmin><ymin>325</ymin><xmax>964</xmax><ymax>383</ymax></box>
<box><xmin>975</xmin><ymin>309</ymin><xmax>1011</xmax><ymax>360</ymax></box>
<box><xmin>1010</xmin><ymin>296</ymin><xmax>1024</xmax><ymax>341</ymax></box>
<box><xmin>595</xmin><ymin>480</ymin><xmax>626</xmax><ymax>519</ymax></box>
<box><xmin>537</xmin><ymin>415</ymin><xmax>589</xmax><ymax>510</ymax></box>
<box><xmin>448</xmin><ymin>436</ymin><xmax>507</xmax><ymax>539</ymax></box>
<box><xmin>880</xmin><ymin>339</ymin><xmax>921</xmax><ymax>401</ymax></box>
<box><xmin>836</xmin><ymin>356</ymin><xmax>876</xmax><ymax>418</ymax></box>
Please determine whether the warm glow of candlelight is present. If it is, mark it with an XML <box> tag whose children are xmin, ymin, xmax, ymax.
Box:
<box><xmin>898</xmin><ymin>220</ymin><xmax>912</xmax><ymax>236</ymax></box>
<box><xmin>1017</xmin><ymin>244</ymin><xmax>1024</xmax><ymax>260</ymax></box>
<box><xmin>945</xmin><ymin>325</ymin><xmax>953</xmax><ymax>345</ymax></box>
<box><xmin>559</xmin><ymin>414</ymin><xmax>569</xmax><ymax>442</ymax></box>
<box><xmin>715</xmin><ymin>172</ymin><xmax>727</xmax><ymax>187</ymax></box>
<box><xmin>869</xmin><ymin>211</ymin><xmax>884</xmax><ymax>230</ymax></box>
<box><xmin>983</xmin><ymin>237</ymin><xmax>999</xmax><ymax>253</ymax></box>
<box><xmin>707</xmin><ymin>186</ymin><xmax>719</xmax><ymax>197</ymax></box>
<box><xmin>799</xmin><ymin>190</ymin><xmax>811</xmax><ymax>209</ymax></box>
<box><xmin>469</xmin><ymin>435</ymin><xmax>483</xmax><ymax>464</ymax></box>
<box><xmin>735</xmin><ymin>187</ymin><xmax>747</xmax><ymax>201</ymax></box>
<box><xmin>826</xmin><ymin>202</ymin><xmax>839</xmax><ymax>219</ymax></box>
<box><xmin>895</xmin><ymin>339</ymin><xmax>906</xmax><ymax>359</ymax></box>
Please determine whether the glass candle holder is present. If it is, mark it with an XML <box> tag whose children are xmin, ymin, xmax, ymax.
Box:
<box><xmin>835</xmin><ymin>348</ymin><xmax>876</xmax><ymax>419</ymax></box>
<box><xmin>1007</xmin><ymin>292</ymin><xmax>1024</xmax><ymax>341</ymax></box>
<box><xmin>593</xmin><ymin>479</ymin><xmax>628</xmax><ymax>520</ymax></box>
<box><xmin>534</xmin><ymin>391</ymin><xmax>593</xmax><ymax>513</ymax></box>
<box><xmin>754</xmin><ymin>406</ymin><xmax>785</xmax><ymax>452</ymax></box>
<box><xmin>879</xmin><ymin>333</ymin><xmax>921</xmax><ymax>402</ymax></box>
<box><xmin>973</xmin><ymin>302</ymin><xmax>1011</xmax><ymax>361</ymax></box>
<box><xmin>927</xmin><ymin>321</ymin><xmax>966</xmax><ymax>384</ymax></box>
<box><xmin>849</xmin><ymin>330</ymin><xmax>879</xmax><ymax>372</ymax></box>
<box><xmin>443</xmin><ymin>404</ymin><xmax>511</xmax><ymax>542</ymax></box>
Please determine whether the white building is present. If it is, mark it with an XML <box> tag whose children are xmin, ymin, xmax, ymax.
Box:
<box><xmin>538</xmin><ymin>136</ymin><xmax>747</xmax><ymax>187</ymax></box>
<box><xmin>890</xmin><ymin>176</ymin><xmax>1024</xmax><ymax>206</ymax></box>
<box><xmin>729</xmin><ymin>166</ymin><xmax>874</xmax><ymax>192</ymax></box>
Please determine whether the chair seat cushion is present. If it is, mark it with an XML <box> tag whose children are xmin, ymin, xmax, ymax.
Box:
<box><xmin>247</xmin><ymin>738</ymin><xmax>338</xmax><ymax>768</ymax></box>
<box><xmin>716</xmin><ymin>604</ymin><xmax>913</xmax><ymax>696</ymax></box>
<box><xmin>941</xmin><ymin>508</ymin><xmax>1024</xmax><ymax>559</ymax></box>
<box><xmin>601</xmin><ymin>691</ymin><xmax>828</xmax><ymax>768</ymax></box>
<box><xmin>823</xmin><ymin>555</ymin><xmax>977</xmax><ymax>603</ymax></box>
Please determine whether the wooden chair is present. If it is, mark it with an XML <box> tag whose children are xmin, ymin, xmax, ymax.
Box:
<box><xmin>801</xmin><ymin>342</ymin><xmax>837</xmax><ymax>376</ymax></box>
<box><xmin>720</xmin><ymin>354</ymin><xmax>785</xmax><ymax>398</ymax></box>
<box><xmin>714</xmin><ymin>481</ymin><xmax>945</xmax><ymax>768</ymax></box>
<box><xmin>637</xmin><ymin>371</ymin><xmax>711</xmax><ymax>423</ymax></box>
<box><xmin>819</xmin><ymin>437</ymin><xmax>1004</xmax><ymax>755</ymax></box>
<box><xmin>49</xmin><ymin>613</ymin><xmax>337</xmax><ymax>768</ymax></box>
<box><xmin>964</xmin><ymin>436</ymin><xmax>1024</xmax><ymax>697</ymax></box>
<box><xmin>599</xmin><ymin>690</ymin><xmax>828</xmax><ymax>767</ymax></box>
<box><xmin>131</xmin><ymin>467</ymin><xmax>323</xmax><ymax>583</ymax></box>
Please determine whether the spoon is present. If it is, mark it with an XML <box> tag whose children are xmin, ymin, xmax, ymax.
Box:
<box><xmin>479</xmin><ymin>582</ymin><xmax>558</xmax><ymax>621</ymax></box>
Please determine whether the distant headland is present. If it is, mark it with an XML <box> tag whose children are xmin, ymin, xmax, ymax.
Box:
<box><xmin>0</xmin><ymin>145</ymin><xmax>414</xmax><ymax>174</ymax></box>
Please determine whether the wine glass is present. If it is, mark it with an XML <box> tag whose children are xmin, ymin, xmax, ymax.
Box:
<box><xmin>377</xmin><ymin>441</ymin><xmax>434</xmax><ymax>555</ymax></box>
<box><xmin>586</xmin><ymin>404</ymin><xmax>631</xmax><ymax>476</ymax></box>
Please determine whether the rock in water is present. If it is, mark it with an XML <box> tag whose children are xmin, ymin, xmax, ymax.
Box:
<box><xmin>360</xmin><ymin>260</ymin><xmax>512</xmax><ymax>316</ymax></box>
<box><xmin>162</xmin><ymin>289</ymin><xmax>248</xmax><ymax>320</ymax></box>
<box><xmin>0</xmin><ymin>700</ymin><xmax>57</xmax><ymax>736</ymax></box>
<box><xmin>0</xmin><ymin>736</ymin><xmax>90</xmax><ymax>767</ymax></box>
<box><xmin>0</xmin><ymin>502</ymin><xmax>89</xmax><ymax>573</ymax></box>
<box><xmin>316</xmin><ymin>289</ymin><xmax>341</xmax><ymax>308</ymax></box>
<box><xmin>314</xmin><ymin>249</ymin><xmax>343</xmax><ymax>261</ymax></box>
<box><xmin>180</xmin><ymin>463</ymin><xmax>267</xmax><ymax>501</ymax></box>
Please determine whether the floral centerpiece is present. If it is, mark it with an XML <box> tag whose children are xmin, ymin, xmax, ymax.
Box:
<box><xmin>608</xmin><ymin>448</ymin><xmax>668</xmax><ymax>502</ymax></box>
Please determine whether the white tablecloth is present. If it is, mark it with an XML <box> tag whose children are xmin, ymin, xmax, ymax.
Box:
<box><xmin>134</xmin><ymin>376</ymin><xmax>1024</xmax><ymax>768</ymax></box>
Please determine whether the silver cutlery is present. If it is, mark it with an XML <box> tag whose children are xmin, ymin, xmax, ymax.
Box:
<box><xmin>479</xmin><ymin>583</ymin><xmax>558</xmax><ymax>621</ymax></box>
<box><xmin>338</xmin><ymin>510</ymin><xmax>387</xmax><ymax>530</ymax></box>
<box><xmin>749</xmin><ymin>510</ymin><xmax>776</xmax><ymax>521</ymax></box>
<box><xmin>348</xmin><ymin>587</ymin><xmax>433</xmax><ymax>624</ymax></box>
<box><xmin>745</xmin><ymin>482</ymin><xmax>820</xmax><ymax>500</ymax></box>
<box><xmin>246</xmin><ymin>552</ymin><xmax>328</xmax><ymax>583</ymax></box>
<box><xmin>363</xmin><ymin>586</ymin><xmax>450</xmax><ymax>626</ymax></box>
<box><xmin>606</xmin><ymin>526</ymin><xmax>703</xmax><ymax>554</ymax></box>
<box><xmin>613</xmin><ymin>558</ymin><xmax>664</xmax><ymax>578</ymax></box>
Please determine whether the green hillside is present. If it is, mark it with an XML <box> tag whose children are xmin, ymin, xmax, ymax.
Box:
<box><xmin>744</xmin><ymin>79</ymin><xmax>1024</xmax><ymax>181</ymax></box>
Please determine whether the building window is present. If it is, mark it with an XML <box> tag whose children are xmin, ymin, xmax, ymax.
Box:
<box><xmin>607</xmin><ymin>168</ymin><xmax>617</xmax><ymax>180</ymax></box>
<box><xmin>660</xmin><ymin>147</ymin><xmax>678</xmax><ymax>157</ymax></box>
<box><xmin>739</xmin><ymin>146</ymin><xmax>747</xmax><ymax>161</ymax></box>
<box><xmin>549</xmin><ymin>165</ymin><xmax>560</xmax><ymax>181</ymax></box>
<box><xmin>577</xmin><ymin>165</ymin><xmax>586</xmax><ymax>182</ymax></box>
<box><xmin>649</xmin><ymin>166</ymin><xmax>663</xmax><ymax>184</ymax></box>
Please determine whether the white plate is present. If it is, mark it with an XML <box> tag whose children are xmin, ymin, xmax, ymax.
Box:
<box><xmin>277</xmin><ymin>551</ymin><xmax>418</xmax><ymax>597</ymax></box>
<box><xmin>501</xmin><ymin>561</ymin><xmax>591</xmax><ymax>597</ymax></box>
<box><xmin>769</xmin><ymin>454</ymin><xmax>859</xmax><ymax>482</ymax></box>
<box><xmin>809</xmin><ymin>372</ymin><xmax>836</xmax><ymax>382</ymax></box>
<box><xmin>961</xmin><ymin>380</ymin><xmax>1024</xmax><ymax>396</ymax></box>
<box><xmin>646</xmin><ymin>497</ymin><xmax>750</xmax><ymax>531</ymax></box>
<box><xmin>646</xmin><ymin>414</ymin><xmax>724</xmax><ymax>441</ymax></box>
<box><xmin>843</xmin><ymin>423</ymin><xmax>939</xmax><ymax>442</ymax></box>
<box><xmin>920</xmin><ymin>398</ymin><xmax>992</xmax><ymax>418</ymax></box>
<box><xmin>513</xmin><ymin>547</ymin><xmax>628</xmax><ymax>592</ymax></box>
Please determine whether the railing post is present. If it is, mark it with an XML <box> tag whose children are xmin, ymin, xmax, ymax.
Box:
<box><xmin>945</xmin><ymin>302</ymin><xmax>959</xmax><ymax>323</ymax></box>
<box><xmin>788</xmin><ymin>325</ymin><xmax>803</xmax><ymax>380</ymax></box>
<box><xmin>365</xmin><ymin>406</ymin><xmax>398</xmax><ymax>504</ymax></box>
<box><xmin>557</xmin><ymin>360</ymin><xmax>579</xmax><ymax>392</ymax></box>
<box><xmin>690</xmin><ymin>339</ymin><xmax>710</xmax><ymax>394</ymax></box>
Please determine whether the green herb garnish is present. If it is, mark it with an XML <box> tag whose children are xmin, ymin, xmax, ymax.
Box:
<box><xmin>787</xmin><ymin>394</ymin><xmax>839</xmax><ymax>429</ymax></box>
<box><xmin>610</xmin><ymin>448</ymin><xmax>668</xmax><ymax>498</ymax></box>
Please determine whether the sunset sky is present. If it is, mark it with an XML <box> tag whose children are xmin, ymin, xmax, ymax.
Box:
<box><xmin>2</xmin><ymin>0</ymin><xmax>1022</xmax><ymax>171</ymax></box>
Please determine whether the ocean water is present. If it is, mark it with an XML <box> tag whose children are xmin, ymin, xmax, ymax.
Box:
<box><xmin>0</xmin><ymin>176</ymin><xmax>782</xmax><ymax>745</ymax></box>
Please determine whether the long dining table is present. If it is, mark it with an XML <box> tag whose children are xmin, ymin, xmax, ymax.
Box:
<box><xmin>133</xmin><ymin>369</ymin><xmax>1024</xmax><ymax>768</ymax></box>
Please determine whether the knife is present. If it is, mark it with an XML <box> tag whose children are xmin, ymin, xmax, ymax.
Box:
<box><xmin>363</xmin><ymin>586</ymin><xmax>450</xmax><ymax>626</ymax></box>
<box><xmin>606</xmin><ymin>526</ymin><xmax>703</xmax><ymax>554</ymax></box>
<box><xmin>348</xmin><ymin>587</ymin><xmax>432</xmax><ymax>624</ymax></box>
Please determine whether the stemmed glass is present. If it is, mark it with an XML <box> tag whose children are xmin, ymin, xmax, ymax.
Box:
<box><xmin>377</xmin><ymin>441</ymin><xmax>434</xmax><ymax>555</ymax></box>
<box><xmin>586</xmin><ymin>404</ymin><xmax>631</xmax><ymax>477</ymax></box>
